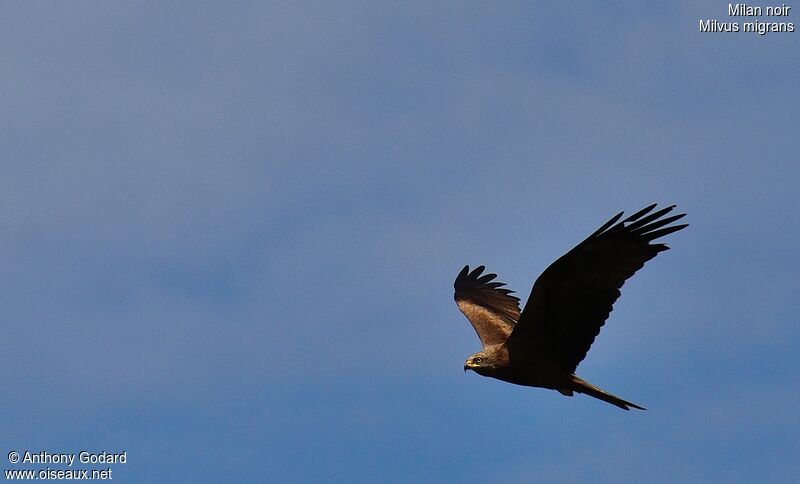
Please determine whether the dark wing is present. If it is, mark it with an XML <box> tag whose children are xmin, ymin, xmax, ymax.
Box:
<box><xmin>454</xmin><ymin>265</ymin><xmax>521</xmax><ymax>347</ymax></box>
<box><xmin>508</xmin><ymin>204</ymin><xmax>687</xmax><ymax>373</ymax></box>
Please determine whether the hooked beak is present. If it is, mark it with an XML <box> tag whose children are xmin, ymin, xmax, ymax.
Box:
<box><xmin>464</xmin><ymin>361</ymin><xmax>473</xmax><ymax>372</ymax></box>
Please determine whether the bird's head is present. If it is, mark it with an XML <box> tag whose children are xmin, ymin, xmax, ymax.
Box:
<box><xmin>464</xmin><ymin>351</ymin><xmax>493</xmax><ymax>374</ymax></box>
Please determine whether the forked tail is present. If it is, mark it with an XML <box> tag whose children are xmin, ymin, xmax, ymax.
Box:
<box><xmin>571</xmin><ymin>376</ymin><xmax>646</xmax><ymax>411</ymax></box>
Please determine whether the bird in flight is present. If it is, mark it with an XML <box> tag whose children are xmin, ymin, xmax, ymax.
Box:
<box><xmin>454</xmin><ymin>204</ymin><xmax>687</xmax><ymax>410</ymax></box>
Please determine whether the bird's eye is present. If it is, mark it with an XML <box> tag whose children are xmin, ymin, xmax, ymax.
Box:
<box><xmin>474</xmin><ymin>357</ymin><xmax>482</xmax><ymax>363</ymax></box>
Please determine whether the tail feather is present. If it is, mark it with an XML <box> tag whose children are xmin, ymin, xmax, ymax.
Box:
<box><xmin>570</xmin><ymin>376</ymin><xmax>646</xmax><ymax>411</ymax></box>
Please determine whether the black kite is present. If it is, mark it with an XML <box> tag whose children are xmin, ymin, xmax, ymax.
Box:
<box><xmin>454</xmin><ymin>204</ymin><xmax>687</xmax><ymax>410</ymax></box>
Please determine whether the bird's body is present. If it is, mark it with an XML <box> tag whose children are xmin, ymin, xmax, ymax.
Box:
<box><xmin>454</xmin><ymin>204</ymin><xmax>687</xmax><ymax>410</ymax></box>
<box><xmin>468</xmin><ymin>345</ymin><xmax>570</xmax><ymax>389</ymax></box>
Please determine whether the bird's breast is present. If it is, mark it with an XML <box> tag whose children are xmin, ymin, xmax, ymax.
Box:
<box><xmin>483</xmin><ymin>357</ymin><xmax>572</xmax><ymax>390</ymax></box>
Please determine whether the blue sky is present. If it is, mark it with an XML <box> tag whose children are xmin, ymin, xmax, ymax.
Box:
<box><xmin>2</xmin><ymin>1</ymin><xmax>798</xmax><ymax>482</ymax></box>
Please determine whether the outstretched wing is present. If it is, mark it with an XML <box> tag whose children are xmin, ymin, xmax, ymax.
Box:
<box><xmin>454</xmin><ymin>265</ymin><xmax>521</xmax><ymax>347</ymax></box>
<box><xmin>508</xmin><ymin>204</ymin><xmax>687</xmax><ymax>373</ymax></box>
